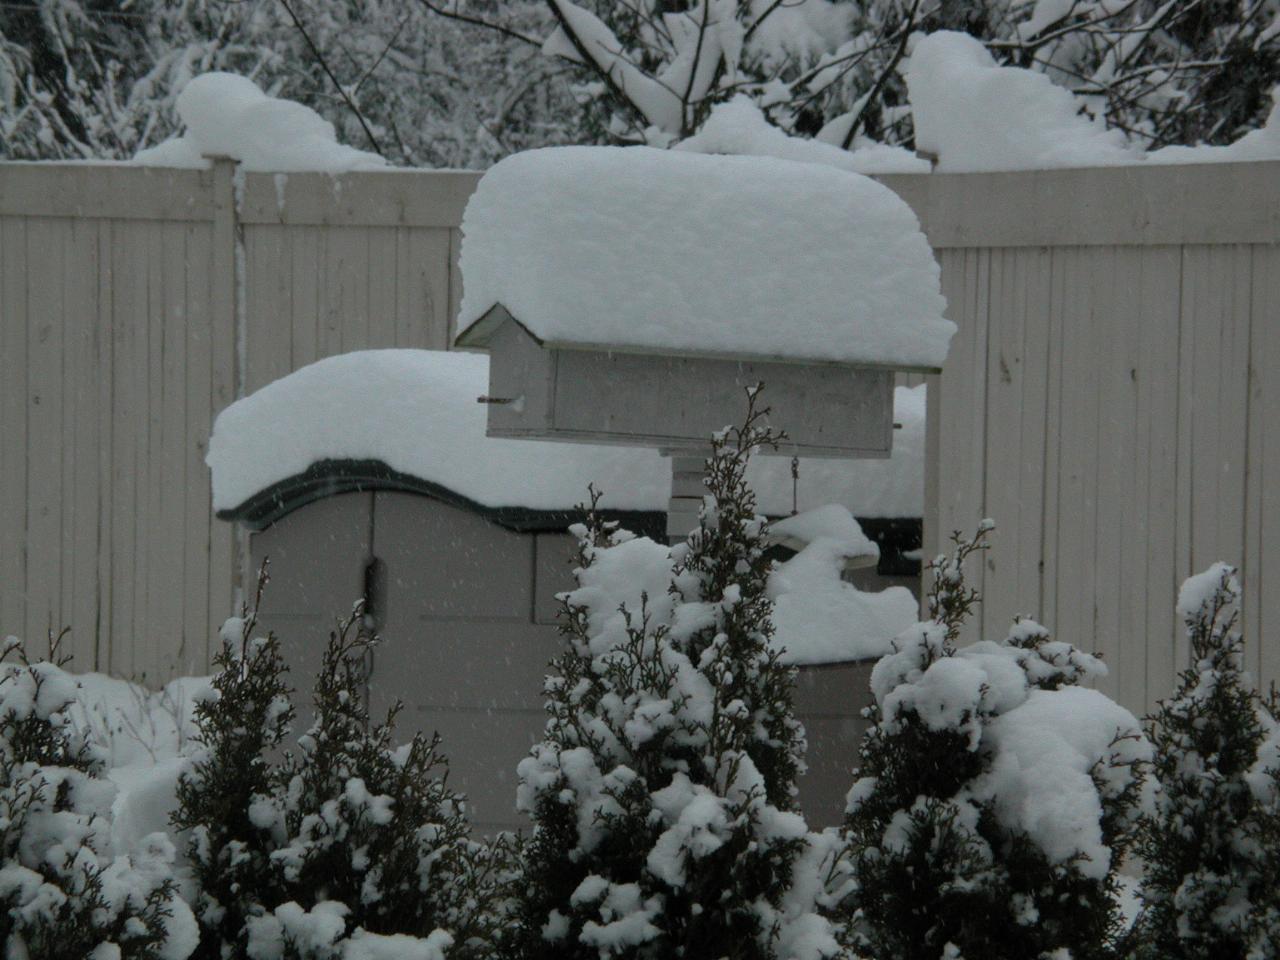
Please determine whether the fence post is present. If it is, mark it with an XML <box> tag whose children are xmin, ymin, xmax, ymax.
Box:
<box><xmin>209</xmin><ymin>156</ymin><xmax>249</xmax><ymax>615</ymax></box>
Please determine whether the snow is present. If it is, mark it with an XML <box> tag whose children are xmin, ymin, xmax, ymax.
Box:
<box><xmin>542</xmin><ymin>0</ymin><xmax>684</xmax><ymax>135</ymax></box>
<box><xmin>866</xmin><ymin>612</ymin><xmax>1151</xmax><ymax>879</ymax></box>
<box><xmin>767</xmin><ymin>506</ymin><xmax>918</xmax><ymax>665</ymax></box>
<box><xmin>767</xmin><ymin>503</ymin><xmax>879</xmax><ymax>559</ymax></box>
<box><xmin>208</xmin><ymin>350</ymin><xmax>929</xmax><ymax>520</ymax></box>
<box><xmin>978</xmin><ymin>687</ymin><xmax>1151</xmax><ymax>879</ymax></box>
<box><xmin>1147</xmin><ymin>87</ymin><xmax>1280</xmax><ymax>165</ymax></box>
<box><xmin>551</xmin><ymin>504</ymin><xmax>912</xmax><ymax>666</ymax></box>
<box><xmin>743</xmin><ymin>0</ymin><xmax>852</xmax><ymax>66</ymax></box>
<box><xmin>455</xmin><ymin>146</ymin><xmax>954</xmax><ymax>369</ymax></box>
<box><xmin>907</xmin><ymin>32</ymin><xmax>1280</xmax><ymax>171</ymax></box>
<box><xmin>1176</xmin><ymin>561</ymin><xmax>1239</xmax><ymax>622</ymax></box>
<box><xmin>133</xmin><ymin>72</ymin><xmax>386</xmax><ymax>173</ymax></box>
<box><xmin>108</xmin><ymin>757</ymin><xmax>192</xmax><ymax>859</ymax></box>
<box><xmin>907</xmin><ymin>31</ymin><xmax>1138</xmax><ymax>172</ymax></box>
<box><xmin>69</xmin><ymin>672</ymin><xmax>206</xmax><ymax>768</ymax></box>
<box><xmin>676</xmin><ymin>96</ymin><xmax>928</xmax><ymax>174</ymax></box>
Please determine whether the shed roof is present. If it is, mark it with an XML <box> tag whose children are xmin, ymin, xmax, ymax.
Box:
<box><xmin>207</xmin><ymin>350</ymin><xmax>926</xmax><ymax>529</ymax></box>
<box><xmin>454</xmin><ymin>146</ymin><xmax>954</xmax><ymax>370</ymax></box>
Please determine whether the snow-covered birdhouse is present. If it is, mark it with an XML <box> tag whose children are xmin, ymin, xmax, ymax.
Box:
<box><xmin>454</xmin><ymin>146</ymin><xmax>953</xmax><ymax>457</ymax></box>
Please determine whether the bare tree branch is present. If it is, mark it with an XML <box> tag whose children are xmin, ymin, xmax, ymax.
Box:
<box><xmin>543</xmin><ymin>0</ymin><xmax>658</xmax><ymax>132</ymax></box>
<box><xmin>841</xmin><ymin>0</ymin><xmax>919</xmax><ymax>149</ymax></box>
<box><xmin>413</xmin><ymin>0</ymin><xmax>544</xmax><ymax>47</ymax></box>
<box><xmin>277</xmin><ymin>0</ymin><xmax>384</xmax><ymax>156</ymax></box>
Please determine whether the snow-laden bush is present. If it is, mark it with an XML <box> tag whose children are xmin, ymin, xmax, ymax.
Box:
<box><xmin>245</xmin><ymin>618</ymin><xmax>516</xmax><ymax>960</ymax></box>
<box><xmin>175</xmin><ymin>570</ymin><xmax>512</xmax><ymax>960</ymax></box>
<box><xmin>0</xmin><ymin>636</ymin><xmax>197</xmax><ymax>960</ymax></box>
<box><xmin>1132</xmin><ymin>563</ymin><xmax>1280</xmax><ymax>960</ymax></box>
<box><xmin>835</xmin><ymin>526</ymin><xmax>1151</xmax><ymax>960</ymax></box>
<box><xmin>173</xmin><ymin>586</ymin><xmax>296</xmax><ymax>958</ymax></box>
<box><xmin>512</xmin><ymin>391</ymin><xmax>837</xmax><ymax>960</ymax></box>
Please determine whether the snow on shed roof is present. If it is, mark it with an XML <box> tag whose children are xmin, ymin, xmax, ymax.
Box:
<box><xmin>454</xmin><ymin>146</ymin><xmax>954</xmax><ymax>370</ymax></box>
<box><xmin>207</xmin><ymin>350</ymin><xmax>927</xmax><ymax>526</ymax></box>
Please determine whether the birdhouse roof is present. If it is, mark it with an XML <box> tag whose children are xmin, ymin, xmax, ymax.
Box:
<box><xmin>454</xmin><ymin>146</ymin><xmax>954</xmax><ymax>370</ymax></box>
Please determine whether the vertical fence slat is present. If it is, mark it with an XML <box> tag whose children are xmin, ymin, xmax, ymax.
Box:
<box><xmin>138</xmin><ymin>222</ymin><xmax>168</xmax><ymax>683</ymax></box>
<box><xmin>244</xmin><ymin>224</ymin><xmax>291</xmax><ymax>394</ymax></box>
<box><xmin>152</xmin><ymin>221</ymin><xmax>189</xmax><ymax>678</ymax></box>
<box><xmin>64</xmin><ymin>218</ymin><xmax>101</xmax><ymax>669</ymax></box>
<box><xmin>94</xmin><ymin>220</ymin><xmax>115</xmax><ymax>670</ymax></box>
<box><xmin>1130</xmin><ymin>246</ymin><xmax>1182</xmax><ymax>712</ymax></box>
<box><xmin>1095</xmin><ymin>247</ymin><xmax>1143</xmax><ymax>704</ymax></box>
<box><xmin>24</xmin><ymin>218</ymin><xmax>65</xmax><ymax>652</ymax></box>
<box><xmin>1040</xmin><ymin>245</ymin><xmax>1068</xmax><ymax>636</ymax></box>
<box><xmin>209</xmin><ymin>161</ymin><xmax>239</xmax><ymax>642</ymax></box>
<box><xmin>1247</xmin><ymin>245</ymin><xmax>1280</xmax><ymax>693</ymax></box>
<box><xmin>1185</xmin><ymin>246</ymin><xmax>1252</xmax><ymax>574</ymax></box>
<box><xmin>980</xmin><ymin>247</ymin><xmax>1022</xmax><ymax>633</ymax></box>
<box><xmin>1177</xmin><ymin>245</ymin><xmax>1253</xmax><ymax>678</ymax></box>
<box><xmin>183</xmin><ymin>222</ymin><xmax>214</xmax><ymax>674</ymax></box>
<box><xmin>981</xmin><ymin>247</ymin><xmax>1052</xmax><ymax>634</ymax></box>
<box><xmin>289</xmin><ymin>226</ymin><xmax>320</xmax><ymax>369</ymax></box>
<box><xmin>1052</xmin><ymin>247</ymin><xmax>1104</xmax><ymax>657</ymax></box>
<box><xmin>367</xmin><ymin>227</ymin><xmax>398</xmax><ymax>348</ymax></box>
<box><xmin>108</xmin><ymin>220</ymin><xmax>143</xmax><ymax>676</ymax></box>
<box><xmin>0</xmin><ymin>217</ymin><xmax>29</xmax><ymax>641</ymax></box>
<box><xmin>411</xmin><ymin>228</ymin><xmax>452</xmax><ymax>350</ymax></box>
<box><xmin>934</xmin><ymin>247</ymin><xmax>990</xmax><ymax>642</ymax></box>
<box><xmin>328</xmin><ymin>227</ymin><xmax>369</xmax><ymax>355</ymax></box>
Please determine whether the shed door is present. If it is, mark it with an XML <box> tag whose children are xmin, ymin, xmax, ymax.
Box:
<box><xmin>366</xmin><ymin>492</ymin><xmax>574</xmax><ymax>834</ymax></box>
<box><xmin>250</xmin><ymin>491</ymin><xmax>374</xmax><ymax>718</ymax></box>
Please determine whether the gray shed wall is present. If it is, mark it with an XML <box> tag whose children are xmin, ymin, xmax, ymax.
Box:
<box><xmin>250</xmin><ymin>491</ymin><xmax>883</xmax><ymax>833</ymax></box>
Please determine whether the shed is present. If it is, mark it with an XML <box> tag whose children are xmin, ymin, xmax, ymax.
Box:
<box><xmin>209</xmin><ymin>350</ymin><xmax>927</xmax><ymax>832</ymax></box>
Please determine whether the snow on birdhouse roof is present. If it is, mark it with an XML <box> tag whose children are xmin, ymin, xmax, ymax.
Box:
<box><xmin>206</xmin><ymin>350</ymin><xmax>927</xmax><ymax>527</ymax></box>
<box><xmin>454</xmin><ymin>146</ymin><xmax>954</xmax><ymax>370</ymax></box>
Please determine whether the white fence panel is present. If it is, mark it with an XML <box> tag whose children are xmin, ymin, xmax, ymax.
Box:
<box><xmin>1</xmin><ymin>158</ymin><xmax>1278</xmax><ymax>714</ymax></box>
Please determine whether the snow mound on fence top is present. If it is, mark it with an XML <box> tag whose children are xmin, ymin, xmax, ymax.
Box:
<box><xmin>207</xmin><ymin>350</ymin><xmax>928</xmax><ymax>519</ymax></box>
<box><xmin>134</xmin><ymin>72</ymin><xmax>386</xmax><ymax>173</ymax></box>
<box><xmin>676</xmin><ymin>96</ymin><xmax>928</xmax><ymax>175</ymax></box>
<box><xmin>1147</xmin><ymin>88</ymin><xmax>1280</xmax><ymax>164</ymax></box>
<box><xmin>907</xmin><ymin>31</ymin><xmax>1138</xmax><ymax>172</ymax></box>
<box><xmin>456</xmin><ymin>146</ymin><xmax>953</xmax><ymax>369</ymax></box>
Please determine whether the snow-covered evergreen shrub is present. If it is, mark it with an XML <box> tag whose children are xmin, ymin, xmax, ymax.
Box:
<box><xmin>1133</xmin><ymin>563</ymin><xmax>1280</xmax><ymax>960</ymax></box>
<box><xmin>246</xmin><ymin>615</ymin><xmax>515</xmax><ymax>960</ymax></box>
<box><xmin>0</xmin><ymin>636</ymin><xmax>196</xmax><ymax>960</ymax></box>
<box><xmin>173</xmin><ymin>583</ymin><xmax>297</xmax><ymax>959</ymax></box>
<box><xmin>512</xmin><ymin>391</ymin><xmax>836</xmax><ymax>960</ymax></box>
<box><xmin>176</xmin><ymin>568</ymin><xmax>512</xmax><ymax>960</ymax></box>
<box><xmin>836</xmin><ymin>525</ymin><xmax>1151</xmax><ymax>960</ymax></box>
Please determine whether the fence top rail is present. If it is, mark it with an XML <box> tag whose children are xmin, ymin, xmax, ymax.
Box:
<box><xmin>0</xmin><ymin>161</ymin><xmax>215</xmax><ymax>221</ymax></box>
<box><xmin>880</xmin><ymin>159</ymin><xmax>1280</xmax><ymax>248</ymax></box>
<box><xmin>238</xmin><ymin>168</ymin><xmax>482</xmax><ymax>227</ymax></box>
<box><xmin>2</xmin><ymin>158</ymin><xmax>1277</xmax><ymax>245</ymax></box>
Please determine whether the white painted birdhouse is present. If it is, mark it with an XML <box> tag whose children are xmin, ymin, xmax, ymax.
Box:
<box><xmin>454</xmin><ymin>146</ymin><xmax>953</xmax><ymax>459</ymax></box>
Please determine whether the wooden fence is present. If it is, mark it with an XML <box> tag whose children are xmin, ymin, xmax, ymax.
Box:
<box><xmin>890</xmin><ymin>161</ymin><xmax>1280</xmax><ymax>712</ymax></box>
<box><xmin>0</xmin><ymin>161</ymin><xmax>475</xmax><ymax>681</ymax></box>
<box><xmin>1</xmin><ymin>157</ymin><xmax>1277</xmax><ymax>713</ymax></box>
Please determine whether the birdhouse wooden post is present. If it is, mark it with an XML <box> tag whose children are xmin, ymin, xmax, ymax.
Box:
<box><xmin>454</xmin><ymin>146</ymin><xmax>954</xmax><ymax>540</ymax></box>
